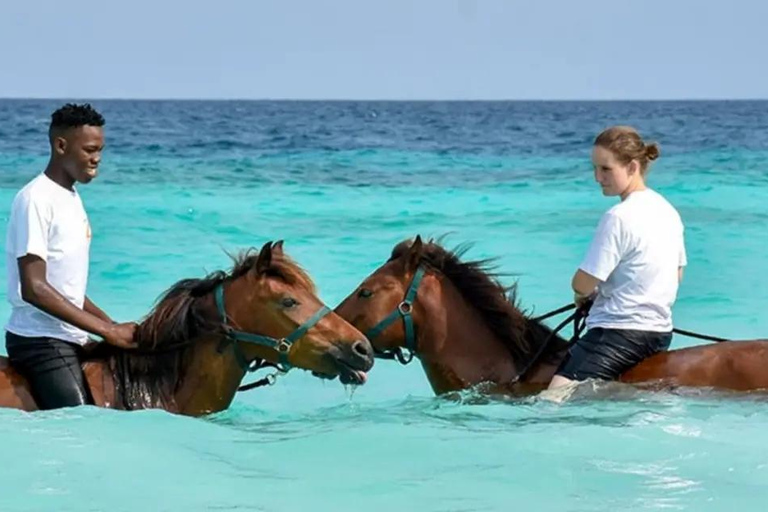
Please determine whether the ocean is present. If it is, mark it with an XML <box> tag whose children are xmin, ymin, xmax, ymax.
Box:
<box><xmin>1</xmin><ymin>99</ymin><xmax>767</xmax><ymax>511</ymax></box>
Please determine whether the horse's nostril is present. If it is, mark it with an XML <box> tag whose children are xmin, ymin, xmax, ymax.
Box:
<box><xmin>352</xmin><ymin>339</ymin><xmax>373</xmax><ymax>359</ymax></box>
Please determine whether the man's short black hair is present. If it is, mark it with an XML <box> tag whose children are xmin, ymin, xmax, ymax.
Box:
<box><xmin>49</xmin><ymin>103</ymin><xmax>105</xmax><ymax>136</ymax></box>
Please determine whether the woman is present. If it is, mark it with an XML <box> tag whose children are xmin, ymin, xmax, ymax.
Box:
<box><xmin>549</xmin><ymin>126</ymin><xmax>686</xmax><ymax>389</ymax></box>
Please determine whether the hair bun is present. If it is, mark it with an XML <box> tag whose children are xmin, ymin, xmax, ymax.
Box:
<box><xmin>645</xmin><ymin>143</ymin><xmax>660</xmax><ymax>161</ymax></box>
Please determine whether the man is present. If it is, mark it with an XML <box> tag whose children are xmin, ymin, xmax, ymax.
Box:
<box><xmin>5</xmin><ymin>103</ymin><xmax>137</xmax><ymax>410</ymax></box>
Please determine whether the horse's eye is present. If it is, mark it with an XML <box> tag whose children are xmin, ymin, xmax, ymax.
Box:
<box><xmin>358</xmin><ymin>288</ymin><xmax>373</xmax><ymax>299</ymax></box>
<box><xmin>280</xmin><ymin>297</ymin><xmax>298</xmax><ymax>308</ymax></box>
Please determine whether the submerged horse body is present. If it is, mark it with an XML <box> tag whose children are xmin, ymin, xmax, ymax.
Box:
<box><xmin>336</xmin><ymin>236</ymin><xmax>768</xmax><ymax>396</ymax></box>
<box><xmin>0</xmin><ymin>241</ymin><xmax>373</xmax><ymax>415</ymax></box>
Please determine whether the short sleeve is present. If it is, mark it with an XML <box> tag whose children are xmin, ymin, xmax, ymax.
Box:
<box><xmin>10</xmin><ymin>194</ymin><xmax>51</xmax><ymax>261</ymax></box>
<box><xmin>678</xmin><ymin>234</ymin><xmax>687</xmax><ymax>268</ymax></box>
<box><xmin>579</xmin><ymin>212</ymin><xmax>626</xmax><ymax>281</ymax></box>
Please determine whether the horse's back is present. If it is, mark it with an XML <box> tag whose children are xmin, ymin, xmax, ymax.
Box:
<box><xmin>0</xmin><ymin>356</ymin><xmax>37</xmax><ymax>411</ymax></box>
<box><xmin>621</xmin><ymin>339</ymin><xmax>768</xmax><ymax>391</ymax></box>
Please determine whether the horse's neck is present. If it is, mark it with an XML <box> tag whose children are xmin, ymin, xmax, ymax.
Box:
<box><xmin>172</xmin><ymin>336</ymin><xmax>247</xmax><ymax>416</ymax></box>
<box><xmin>172</xmin><ymin>289</ymin><xmax>248</xmax><ymax>415</ymax></box>
<box><xmin>416</xmin><ymin>278</ymin><xmax>518</xmax><ymax>394</ymax></box>
<box><xmin>89</xmin><ymin>335</ymin><xmax>246</xmax><ymax>415</ymax></box>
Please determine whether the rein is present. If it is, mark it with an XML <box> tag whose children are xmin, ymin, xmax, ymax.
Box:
<box><xmin>671</xmin><ymin>328</ymin><xmax>729</xmax><ymax>343</ymax></box>
<box><xmin>514</xmin><ymin>301</ymin><xmax>732</xmax><ymax>383</ymax></box>
<box><xmin>531</xmin><ymin>302</ymin><xmax>731</xmax><ymax>343</ymax></box>
<box><xmin>511</xmin><ymin>303</ymin><xmax>589</xmax><ymax>384</ymax></box>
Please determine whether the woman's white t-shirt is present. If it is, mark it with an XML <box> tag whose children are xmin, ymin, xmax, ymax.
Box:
<box><xmin>580</xmin><ymin>189</ymin><xmax>686</xmax><ymax>332</ymax></box>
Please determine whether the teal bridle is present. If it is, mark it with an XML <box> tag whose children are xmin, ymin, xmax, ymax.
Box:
<box><xmin>214</xmin><ymin>283</ymin><xmax>331</xmax><ymax>373</ymax></box>
<box><xmin>365</xmin><ymin>266</ymin><xmax>426</xmax><ymax>365</ymax></box>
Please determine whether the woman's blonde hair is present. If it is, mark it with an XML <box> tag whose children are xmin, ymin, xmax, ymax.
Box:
<box><xmin>594</xmin><ymin>126</ymin><xmax>660</xmax><ymax>175</ymax></box>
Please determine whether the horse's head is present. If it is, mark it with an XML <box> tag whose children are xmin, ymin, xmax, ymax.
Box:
<box><xmin>335</xmin><ymin>236</ymin><xmax>427</xmax><ymax>363</ymax></box>
<box><xmin>217</xmin><ymin>241</ymin><xmax>375</xmax><ymax>384</ymax></box>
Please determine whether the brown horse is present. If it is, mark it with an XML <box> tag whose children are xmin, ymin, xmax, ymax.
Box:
<box><xmin>0</xmin><ymin>241</ymin><xmax>374</xmax><ymax>416</ymax></box>
<box><xmin>335</xmin><ymin>236</ymin><xmax>768</xmax><ymax>396</ymax></box>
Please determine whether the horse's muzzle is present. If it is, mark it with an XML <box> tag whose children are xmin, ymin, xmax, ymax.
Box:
<box><xmin>332</xmin><ymin>339</ymin><xmax>375</xmax><ymax>385</ymax></box>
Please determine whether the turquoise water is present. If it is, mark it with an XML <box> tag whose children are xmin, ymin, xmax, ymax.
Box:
<box><xmin>1</xmin><ymin>100</ymin><xmax>767</xmax><ymax>511</ymax></box>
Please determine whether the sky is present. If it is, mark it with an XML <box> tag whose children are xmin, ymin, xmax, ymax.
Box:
<box><xmin>1</xmin><ymin>0</ymin><xmax>767</xmax><ymax>100</ymax></box>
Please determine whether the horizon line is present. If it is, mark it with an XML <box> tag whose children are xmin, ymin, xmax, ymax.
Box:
<box><xmin>1</xmin><ymin>96</ymin><xmax>767</xmax><ymax>103</ymax></box>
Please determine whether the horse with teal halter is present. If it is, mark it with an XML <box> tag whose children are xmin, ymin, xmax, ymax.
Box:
<box><xmin>336</xmin><ymin>236</ymin><xmax>768</xmax><ymax>397</ymax></box>
<box><xmin>0</xmin><ymin>241</ymin><xmax>374</xmax><ymax>415</ymax></box>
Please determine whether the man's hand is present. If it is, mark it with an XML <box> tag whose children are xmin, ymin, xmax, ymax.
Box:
<box><xmin>101</xmin><ymin>322</ymin><xmax>139</xmax><ymax>350</ymax></box>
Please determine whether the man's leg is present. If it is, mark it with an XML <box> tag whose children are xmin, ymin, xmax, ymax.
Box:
<box><xmin>6</xmin><ymin>332</ymin><xmax>93</xmax><ymax>410</ymax></box>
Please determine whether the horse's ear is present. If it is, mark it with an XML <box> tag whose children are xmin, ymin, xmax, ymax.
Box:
<box><xmin>272</xmin><ymin>240</ymin><xmax>285</xmax><ymax>257</ymax></box>
<box><xmin>405</xmin><ymin>235</ymin><xmax>424</xmax><ymax>272</ymax></box>
<box><xmin>255</xmin><ymin>241</ymin><xmax>273</xmax><ymax>275</ymax></box>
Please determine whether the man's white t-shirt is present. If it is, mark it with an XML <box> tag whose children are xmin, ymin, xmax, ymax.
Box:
<box><xmin>580</xmin><ymin>189</ymin><xmax>686</xmax><ymax>332</ymax></box>
<box><xmin>5</xmin><ymin>173</ymin><xmax>91</xmax><ymax>345</ymax></box>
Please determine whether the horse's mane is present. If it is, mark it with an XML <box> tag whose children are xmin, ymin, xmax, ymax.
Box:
<box><xmin>391</xmin><ymin>238</ymin><xmax>565</xmax><ymax>368</ymax></box>
<box><xmin>88</xmin><ymin>247</ymin><xmax>314</xmax><ymax>411</ymax></box>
